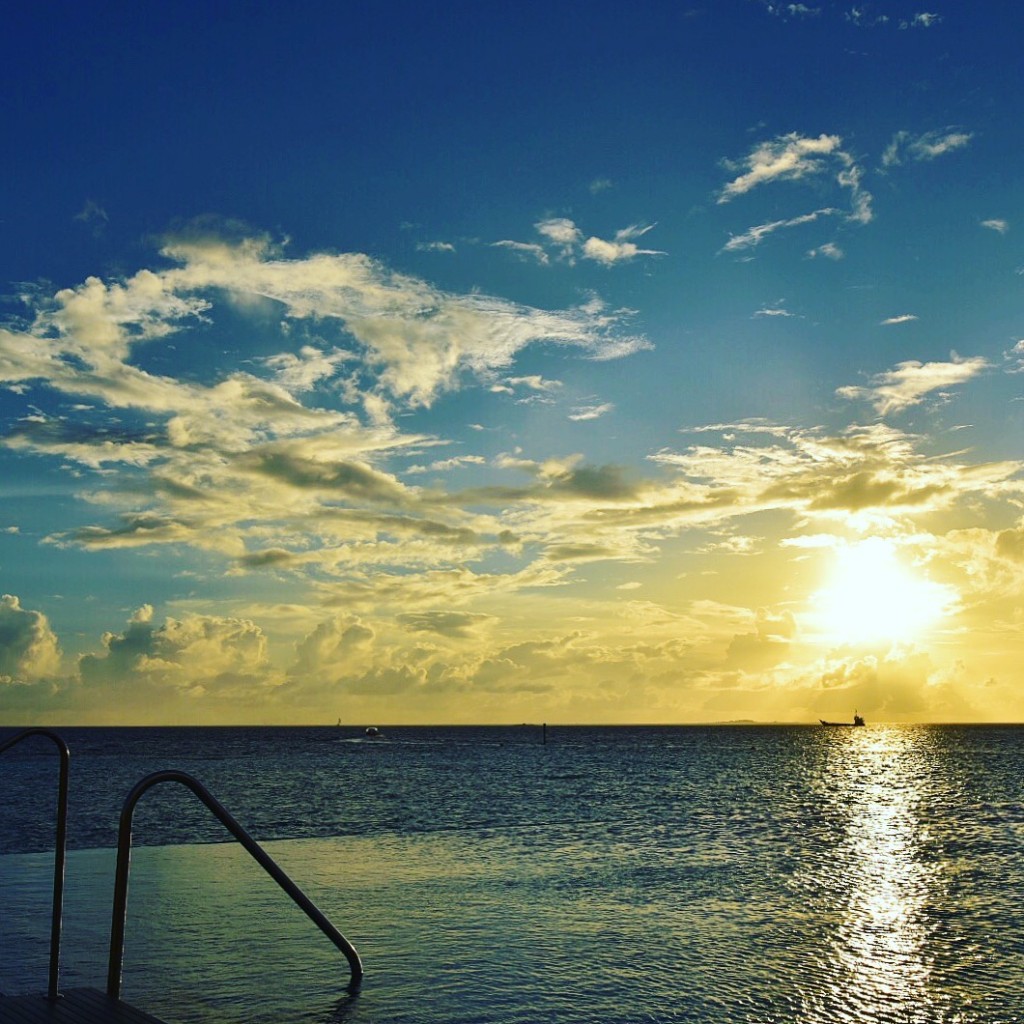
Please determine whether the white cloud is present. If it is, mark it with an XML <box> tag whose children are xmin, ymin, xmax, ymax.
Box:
<box><xmin>807</xmin><ymin>242</ymin><xmax>844</xmax><ymax>260</ymax></box>
<box><xmin>880</xmin><ymin>135</ymin><xmax>904</xmax><ymax>168</ymax></box>
<box><xmin>406</xmin><ymin>455</ymin><xmax>487</xmax><ymax>475</ymax></box>
<box><xmin>718</xmin><ymin>133</ymin><xmax>845</xmax><ymax>202</ymax></box>
<box><xmin>491</xmin><ymin>374</ymin><xmax>564</xmax><ymax>404</ymax></box>
<box><xmin>759</xmin><ymin>2</ymin><xmax>944</xmax><ymax>30</ymax></box>
<box><xmin>882</xmin><ymin>129</ymin><xmax>973</xmax><ymax>168</ymax></box>
<box><xmin>568</xmin><ymin>402</ymin><xmax>614</xmax><ymax>421</ymax></box>
<box><xmin>754</xmin><ymin>306</ymin><xmax>797</xmax><ymax>318</ymax></box>
<box><xmin>844</xmin><ymin>7</ymin><xmax>889</xmax><ymax>27</ymax></box>
<box><xmin>78</xmin><ymin>606</ymin><xmax>272</xmax><ymax>703</ymax></box>
<box><xmin>718</xmin><ymin>133</ymin><xmax>872</xmax><ymax>247</ymax></box>
<box><xmin>0</xmin><ymin>235</ymin><xmax>657</xmax><ymax>580</ymax></box>
<box><xmin>721</xmin><ymin>209</ymin><xmax>836</xmax><ymax>252</ymax></box>
<box><xmin>263</xmin><ymin>345</ymin><xmax>351</xmax><ymax>392</ymax></box>
<box><xmin>904</xmin><ymin>12</ymin><xmax>941</xmax><ymax>28</ymax></box>
<box><xmin>1005</xmin><ymin>340</ymin><xmax>1024</xmax><ymax>373</ymax></box>
<box><xmin>39</xmin><ymin>269</ymin><xmax>210</xmax><ymax>371</ymax></box>
<box><xmin>0</xmin><ymin>594</ymin><xmax>61</xmax><ymax>681</ymax></box>
<box><xmin>981</xmin><ymin>219</ymin><xmax>1009</xmax><ymax>235</ymax></box>
<box><xmin>490</xmin><ymin>240</ymin><xmax>549</xmax><ymax>263</ymax></box>
<box><xmin>910</xmin><ymin>130</ymin><xmax>973</xmax><ymax>160</ymax></box>
<box><xmin>837</xmin><ymin>355</ymin><xmax>990</xmax><ymax>415</ymax></box>
<box><xmin>506</xmin><ymin>374</ymin><xmax>562</xmax><ymax>392</ymax></box>
<box><xmin>518</xmin><ymin>219</ymin><xmax>665</xmax><ymax>267</ymax></box>
<box><xmin>837</xmin><ymin>162</ymin><xmax>873</xmax><ymax>224</ymax></box>
<box><xmin>880</xmin><ymin>314</ymin><xmax>918</xmax><ymax>325</ymax></box>
<box><xmin>416</xmin><ymin>240</ymin><xmax>456</xmax><ymax>253</ymax></box>
<box><xmin>535</xmin><ymin>217</ymin><xmax>583</xmax><ymax>257</ymax></box>
<box><xmin>158</xmin><ymin>236</ymin><xmax>648</xmax><ymax>406</ymax></box>
<box><xmin>582</xmin><ymin>224</ymin><xmax>666</xmax><ymax>265</ymax></box>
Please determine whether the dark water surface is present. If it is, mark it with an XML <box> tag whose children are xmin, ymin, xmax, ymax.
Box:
<box><xmin>2</xmin><ymin>725</ymin><xmax>1023</xmax><ymax>1023</ymax></box>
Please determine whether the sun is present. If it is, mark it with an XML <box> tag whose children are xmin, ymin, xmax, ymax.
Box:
<box><xmin>811</xmin><ymin>538</ymin><xmax>954</xmax><ymax>646</ymax></box>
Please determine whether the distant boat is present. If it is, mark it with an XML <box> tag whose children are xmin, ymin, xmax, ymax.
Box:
<box><xmin>820</xmin><ymin>712</ymin><xmax>865</xmax><ymax>727</ymax></box>
<box><xmin>364</xmin><ymin>726</ymin><xmax>382</xmax><ymax>739</ymax></box>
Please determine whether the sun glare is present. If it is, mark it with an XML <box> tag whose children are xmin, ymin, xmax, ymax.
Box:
<box><xmin>812</xmin><ymin>538</ymin><xmax>953</xmax><ymax>645</ymax></box>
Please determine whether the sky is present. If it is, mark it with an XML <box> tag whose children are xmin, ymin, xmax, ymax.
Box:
<box><xmin>1</xmin><ymin>0</ymin><xmax>1022</xmax><ymax>725</ymax></box>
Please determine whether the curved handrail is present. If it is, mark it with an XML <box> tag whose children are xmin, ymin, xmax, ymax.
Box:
<box><xmin>0</xmin><ymin>727</ymin><xmax>70</xmax><ymax>1001</ymax></box>
<box><xmin>106</xmin><ymin>770</ymin><xmax>363</xmax><ymax>999</ymax></box>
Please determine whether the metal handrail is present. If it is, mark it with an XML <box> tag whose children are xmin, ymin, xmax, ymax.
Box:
<box><xmin>0</xmin><ymin>727</ymin><xmax>70</xmax><ymax>1001</ymax></box>
<box><xmin>106</xmin><ymin>770</ymin><xmax>363</xmax><ymax>1000</ymax></box>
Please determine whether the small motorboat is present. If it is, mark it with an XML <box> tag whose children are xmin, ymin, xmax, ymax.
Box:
<box><xmin>364</xmin><ymin>726</ymin><xmax>382</xmax><ymax>739</ymax></box>
<box><xmin>820</xmin><ymin>712</ymin><xmax>865</xmax><ymax>727</ymax></box>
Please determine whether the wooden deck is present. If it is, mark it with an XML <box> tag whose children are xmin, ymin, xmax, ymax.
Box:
<box><xmin>0</xmin><ymin>990</ymin><xmax>167</xmax><ymax>1024</ymax></box>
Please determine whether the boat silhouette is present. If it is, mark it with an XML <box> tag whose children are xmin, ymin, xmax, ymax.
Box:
<box><xmin>819</xmin><ymin>712</ymin><xmax>865</xmax><ymax>727</ymax></box>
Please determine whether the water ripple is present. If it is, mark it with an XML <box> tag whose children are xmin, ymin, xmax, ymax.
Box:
<box><xmin>3</xmin><ymin>725</ymin><xmax>1024</xmax><ymax>1022</ymax></box>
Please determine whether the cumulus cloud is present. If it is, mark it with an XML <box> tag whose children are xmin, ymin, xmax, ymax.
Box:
<box><xmin>79</xmin><ymin>605</ymin><xmax>271</xmax><ymax>700</ymax></box>
<box><xmin>836</xmin><ymin>355</ymin><xmax>990</xmax><ymax>415</ymax></box>
<box><xmin>982</xmin><ymin>219</ymin><xmax>1009</xmax><ymax>235</ymax></box>
<box><xmin>581</xmin><ymin>224</ymin><xmax>666</xmax><ymax>265</ymax></box>
<box><xmin>535</xmin><ymin>217</ymin><xmax>583</xmax><ymax>257</ymax></box>
<box><xmin>0</xmin><ymin>594</ymin><xmax>61</xmax><ymax>681</ymax></box>
<box><xmin>290</xmin><ymin>616</ymin><xmax>376</xmax><ymax>679</ymax></box>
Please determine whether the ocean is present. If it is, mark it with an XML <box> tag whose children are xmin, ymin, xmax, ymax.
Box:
<box><xmin>1</xmin><ymin>725</ymin><xmax>1022</xmax><ymax>1024</ymax></box>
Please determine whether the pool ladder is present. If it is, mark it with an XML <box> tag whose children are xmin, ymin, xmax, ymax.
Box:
<box><xmin>0</xmin><ymin>729</ymin><xmax>363</xmax><ymax>1002</ymax></box>
<box><xmin>0</xmin><ymin>729</ymin><xmax>69</xmax><ymax>1002</ymax></box>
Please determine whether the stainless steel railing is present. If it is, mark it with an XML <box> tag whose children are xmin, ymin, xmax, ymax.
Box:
<box><xmin>0</xmin><ymin>728</ymin><xmax>70</xmax><ymax>1001</ymax></box>
<box><xmin>106</xmin><ymin>769</ymin><xmax>363</xmax><ymax>999</ymax></box>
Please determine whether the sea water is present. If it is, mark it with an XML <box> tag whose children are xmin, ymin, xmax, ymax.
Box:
<box><xmin>1</xmin><ymin>725</ymin><xmax>1022</xmax><ymax>1023</ymax></box>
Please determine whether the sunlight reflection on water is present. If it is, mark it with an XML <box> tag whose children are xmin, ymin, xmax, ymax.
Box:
<box><xmin>798</xmin><ymin>727</ymin><xmax>996</xmax><ymax>1024</ymax></box>
<box><xmin>2</xmin><ymin>726</ymin><xmax>1023</xmax><ymax>1023</ymax></box>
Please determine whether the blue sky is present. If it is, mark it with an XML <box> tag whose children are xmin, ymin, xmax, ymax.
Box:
<box><xmin>1</xmin><ymin>1</ymin><xmax>1022</xmax><ymax>724</ymax></box>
